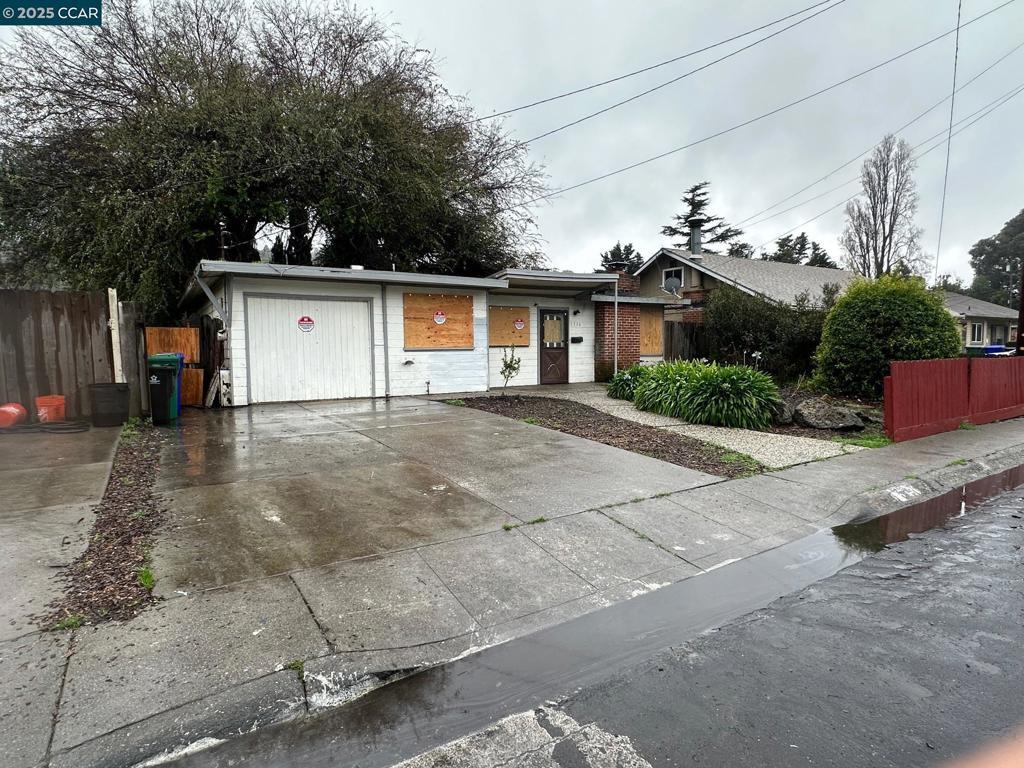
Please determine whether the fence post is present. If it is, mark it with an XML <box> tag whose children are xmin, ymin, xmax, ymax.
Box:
<box><xmin>883</xmin><ymin>375</ymin><xmax>893</xmax><ymax>440</ymax></box>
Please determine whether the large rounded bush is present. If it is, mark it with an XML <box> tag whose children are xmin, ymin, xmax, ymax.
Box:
<box><xmin>606</xmin><ymin>363</ymin><xmax>653</xmax><ymax>401</ymax></box>
<box><xmin>633</xmin><ymin>361</ymin><xmax>780</xmax><ymax>429</ymax></box>
<box><xmin>815</xmin><ymin>276</ymin><xmax>962</xmax><ymax>398</ymax></box>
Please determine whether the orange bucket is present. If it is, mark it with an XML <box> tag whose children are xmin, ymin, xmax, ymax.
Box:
<box><xmin>36</xmin><ymin>395</ymin><xmax>66</xmax><ymax>422</ymax></box>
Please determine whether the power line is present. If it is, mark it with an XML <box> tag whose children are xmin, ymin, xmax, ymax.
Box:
<box><xmin>933</xmin><ymin>0</ymin><xmax>964</xmax><ymax>280</ymax></box>
<box><xmin>517</xmin><ymin>0</ymin><xmax>1018</xmax><ymax>208</ymax></box>
<box><xmin>751</xmin><ymin>81</ymin><xmax>1024</xmax><ymax>250</ymax></box>
<box><xmin>522</xmin><ymin>0</ymin><xmax>848</xmax><ymax>143</ymax></box>
<box><xmin>472</xmin><ymin>0</ymin><xmax>837</xmax><ymax>122</ymax></box>
<box><xmin>743</xmin><ymin>75</ymin><xmax>1024</xmax><ymax>230</ymax></box>
<box><xmin>735</xmin><ymin>37</ymin><xmax>1024</xmax><ymax>227</ymax></box>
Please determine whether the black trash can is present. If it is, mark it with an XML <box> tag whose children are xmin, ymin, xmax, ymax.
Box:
<box><xmin>88</xmin><ymin>383</ymin><xmax>130</xmax><ymax>427</ymax></box>
<box><xmin>147</xmin><ymin>367</ymin><xmax>176</xmax><ymax>426</ymax></box>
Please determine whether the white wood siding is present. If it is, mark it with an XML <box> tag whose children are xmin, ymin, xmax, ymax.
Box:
<box><xmin>227</xmin><ymin>278</ymin><xmax>385</xmax><ymax>406</ymax></box>
<box><xmin>385</xmin><ymin>285</ymin><xmax>489</xmax><ymax>396</ymax></box>
<box><xmin>245</xmin><ymin>295</ymin><xmax>373</xmax><ymax>403</ymax></box>
<box><xmin>487</xmin><ymin>296</ymin><xmax>595</xmax><ymax>386</ymax></box>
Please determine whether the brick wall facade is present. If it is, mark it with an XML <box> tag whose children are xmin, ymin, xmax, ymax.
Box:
<box><xmin>594</xmin><ymin>302</ymin><xmax>640</xmax><ymax>381</ymax></box>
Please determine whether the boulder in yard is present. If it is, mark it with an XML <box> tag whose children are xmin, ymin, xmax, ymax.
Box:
<box><xmin>773</xmin><ymin>401</ymin><xmax>795</xmax><ymax>426</ymax></box>
<box><xmin>856</xmin><ymin>408</ymin><xmax>885</xmax><ymax>428</ymax></box>
<box><xmin>794</xmin><ymin>397</ymin><xmax>864</xmax><ymax>431</ymax></box>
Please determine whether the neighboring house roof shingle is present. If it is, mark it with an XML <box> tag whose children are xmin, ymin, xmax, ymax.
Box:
<box><xmin>656</xmin><ymin>248</ymin><xmax>860</xmax><ymax>305</ymax></box>
<box><xmin>943</xmin><ymin>291</ymin><xmax>1017</xmax><ymax>321</ymax></box>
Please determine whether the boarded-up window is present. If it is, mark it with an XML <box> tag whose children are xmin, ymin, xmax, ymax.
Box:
<box><xmin>640</xmin><ymin>305</ymin><xmax>664</xmax><ymax>356</ymax></box>
<box><xmin>403</xmin><ymin>293</ymin><xmax>474</xmax><ymax>349</ymax></box>
<box><xmin>488</xmin><ymin>306</ymin><xmax>530</xmax><ymax>347</ymax></box>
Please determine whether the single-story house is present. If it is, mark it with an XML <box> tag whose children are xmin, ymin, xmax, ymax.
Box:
<box><xmin>943</xmin><ymin>291</ymin><xmax>1018</xmax><ymax>351</ymax></box>
<box><xmin>629</xmin><ymin>246</ymin><xmax>860</xmax><ymax>323</ymax></box>
<box><xmin>182</xmin><ymin>260</ymin><xmax>669</xmax><ymax>405</ymax></box>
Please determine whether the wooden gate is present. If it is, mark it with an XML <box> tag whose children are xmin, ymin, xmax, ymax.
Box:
<box><xmin>664</xmin><ymin>321</ymin><xmax>710</xmax><ymax>361</ymax></box>
<box><xmin>0</xmin><ymin>289</ymin><xmax>115</xmax><ymax>418</ymax></box>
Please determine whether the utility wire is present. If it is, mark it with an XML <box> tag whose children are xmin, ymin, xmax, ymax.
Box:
<box><xmin>751</xmin><ymin>81</ymin><xmax>1024</xmax><ymax>250</ymax></box>
<box><xmin>517</xmin><ymin>0</ymin><xmax>1017</xmax><ymax>208</ymax></box>
<box><xmin>735</xmin><ymin>37</ymin><xmax>1024</xmax><ymax>227</ymax></box>
<box><xmin>744</xmin><ymin>76</ymin><xmax>1024</xmax><ymax>229</ymax></box>
<box><xmin>472</xmin><ymin>0</ymin><xmax>836</xmax><ymax>122</ymax></box>
<box><xmin>522</xmin><ymin>0</ymin><xmax>848</xmax><ymax>143</ymax></box>
<box><xmin>933</xmin><ymin>0</ymin><xmax>964</xmax><ymax>280</ymax></box>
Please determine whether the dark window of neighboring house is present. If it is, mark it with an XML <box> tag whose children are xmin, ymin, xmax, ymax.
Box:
<box><xmin>1011</xmin><ymin>325</ymin><xmax>1018</xmax><ymax>343</ymax></box>
<box><xmin>970</xmin><ymin>322</ymin><xmax>983</xmax><ymax>343</ymax></box>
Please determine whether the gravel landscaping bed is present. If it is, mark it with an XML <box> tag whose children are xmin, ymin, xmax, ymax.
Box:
<box><xmin>462</xmin><ymin>396</ymin><xmax>763</xmax><ymax>478</ymax></box>
<box><xmin>42</xmin><ymin>422</ymin><xmax>166</xmax><ymax>629</ymax></box>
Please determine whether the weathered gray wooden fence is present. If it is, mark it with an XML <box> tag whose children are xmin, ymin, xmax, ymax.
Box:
<box><xmin>664</xmin><ymin>321</ymin><xmax>711</xmax><ymax>362</ymax></box>
<box><xmin>0</xmin><ymin>289</ymin><xmax>116</xmax><ymax>418</ymax></box>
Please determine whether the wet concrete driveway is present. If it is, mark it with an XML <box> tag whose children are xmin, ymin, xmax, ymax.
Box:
<box><xmin>152</xmin><ymin>398</ymin><xmax>717</xmax><ymax>597</ymax></box>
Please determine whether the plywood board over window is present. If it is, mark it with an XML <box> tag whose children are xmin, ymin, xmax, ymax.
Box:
<box><xmin>640</xmin><ymin>305</ymin><xmax>665</xmax><ymax>355</ymax></box>
<box><xmin>488</xmin><ymin>306</ymin><xmax>531</xmax><ymax>347</ymax></box>
<box><xmin>403</xmin><ymin>293</ymin><xmax>474</xmax><ymax>349</ymax></box>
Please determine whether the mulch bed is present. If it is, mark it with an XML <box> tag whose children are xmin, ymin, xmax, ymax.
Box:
<box><xmin>41</xmin><ymin>423</ymin><xmax>167</xmax><ymax>629</ymax></box>
<box><xmin>462</xmin><ymin>396</ymin><xmax>762</xmax><ymax>478</ymax></box>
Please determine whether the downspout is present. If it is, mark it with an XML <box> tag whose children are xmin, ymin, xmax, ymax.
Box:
<box><xmin>613</xmin><ymin>279</ymin><xmax>619</xmax><ymax>375</ymax></box>
<box><xmin>380</xmin><ymin>283</ymin><xmax>391</xmax><ymax>399</ymax></box>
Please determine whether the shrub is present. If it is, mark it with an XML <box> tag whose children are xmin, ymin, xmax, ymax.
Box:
<box><xmin>674</xmin><ymin>364</ymin><xmax>781</xmax><ymax>429</ymax></box>
<box><xmin>815</xmin><ymin>276</ymin><xmax>962</xmax><ymax>398</ymax></box>
<box><xmin>606</xmin><ymin>363</ymin><xmax>653</xmax><ymax>401</ymax></box>
<box><xmin>633</xmin><ymin>361</ymin><xmax>702</xmax><ymax>415</ymax></box>
<box><xmin>633</xmin><ymin>361</ymin><xmax>780</xmax><ymax>429</ymax></box>
<box><xmin>705</xmin><ymin>284</ymin><xmax>839</xmax><ymax>382</ymax></box>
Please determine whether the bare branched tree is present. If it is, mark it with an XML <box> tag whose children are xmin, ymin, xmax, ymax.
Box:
<box><xmin>840</xmin><ymin>134</ymin><xmax>928</xmax><ymax>278</ymax></box>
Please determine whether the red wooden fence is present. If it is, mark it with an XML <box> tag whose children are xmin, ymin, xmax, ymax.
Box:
<box><xmin>884</xmin><ymin>356</ymin><xmax>1024</xmax><ymax>442</ymax></box>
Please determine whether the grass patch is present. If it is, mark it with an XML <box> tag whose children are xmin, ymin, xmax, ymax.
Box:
<box><xmin>503</xmin><ymin>516</ymin><xmax>547</xmax><ymax>531</ymax></box>
<box><xmin>54</xmin><ymin>614</ymin><xmax>85</xmax><ymax>630</ymax></box>
<box><xmin>502</xmin><ymin>522</ymin><xmax>517</xmax><ymax>531</ymax></box>
<box><xmin>522</xmin><ymin>417</ymin><xmax>540</xmax><ymax>425</ymax></box>
<box><xmin>526</xmin><ymin>516</ymin><xmax>548</xmax><ymax>525</ymax></box>
<box><xmin>716</xmin><ymin>450</ymin><xmax>762</xmax><ymax>477</ymax></box>
<box><xmin>832</xmin><ymin>432</ymin><xmax>891</xmax><ymax>449</ymax></box>
<box><xmin>958</xmin><ymin>421</ymin><xmax>978</xmax><ymax>430</ymax></box>
<box><xmin>443</xmin><ymin>399</ymin><xmax>466</xmax><ymax>407</ymax></box>
<box><xmin>285</xmin><ymin>659</ymin><xmax>305</xmax><ymax>677</ymax></box>
<box><xmin>137</xmin><ymin>567</ymin><xmax>155</xmax><ymax>591</ymax></box>
<box><xmin>948</xmin><ymin>458</ymin><xmax>969</xmax><ymax>467</ymax></box>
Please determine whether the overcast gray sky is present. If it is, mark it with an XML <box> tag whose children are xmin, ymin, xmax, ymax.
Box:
<box><xmin>372</xmin><ymin>0</ymin><xmax>1024</xmax><ymax>279</ymax></box>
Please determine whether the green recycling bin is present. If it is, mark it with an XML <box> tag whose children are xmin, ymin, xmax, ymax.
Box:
<box><xmin>147</xmin><ymin>353</ymin><xmax>183</xmax><ymax>424</ymax></box>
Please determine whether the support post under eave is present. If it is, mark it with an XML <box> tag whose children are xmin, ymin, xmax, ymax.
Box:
<box><xmin>613</xmin><ymin>280</ymin><xmax>619</xmax><ymax>375</ymax></box>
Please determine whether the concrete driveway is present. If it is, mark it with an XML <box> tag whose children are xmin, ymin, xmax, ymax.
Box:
<box><xmin>152</xmin><ymin>397</ymin><xmax>718</xmax><ymax>596</ymax></box>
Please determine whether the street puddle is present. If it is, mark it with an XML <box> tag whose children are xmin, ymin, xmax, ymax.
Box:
<box><xmin>831</xmin><ymin>488</ymin><xmax>964</xmax><ymax>553</ymax></box>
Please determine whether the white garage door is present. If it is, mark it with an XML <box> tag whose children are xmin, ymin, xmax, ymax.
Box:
<box><xmin>245</xmin><ymin>295</ymin><xmax>373</xmax><ymax>403</ymax></box>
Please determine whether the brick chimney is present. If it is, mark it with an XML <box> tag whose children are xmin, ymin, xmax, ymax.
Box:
<box><xmin>614</xmin><ymin>270</ymin><xmax>639</xmax><ymax>295</ymax></box>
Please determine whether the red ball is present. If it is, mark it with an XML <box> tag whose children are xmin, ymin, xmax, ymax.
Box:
<box><xmin>0</xmin><ymin>402</ymin><xmax>28</xmax><ymax>428</ymax></box>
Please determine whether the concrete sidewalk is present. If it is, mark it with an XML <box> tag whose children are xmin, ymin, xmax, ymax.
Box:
<box><xmin>0</xmin><ymin>427</ymin><xmax>119</xmax><ymax>768</ymax></box>
<box><xmin>9</xmin><ymin>407</ymin><xmax>1024</xmax><ymax>768</ymax></box>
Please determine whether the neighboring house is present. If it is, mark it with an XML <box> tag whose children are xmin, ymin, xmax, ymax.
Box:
<box><xmin>943</xmin><ymin>291</ymin><xmax>1018</xmax><ymax>352</ymax></box>
<box><xmin>630</xmin><ymin>242</ymin><xmax>859</xmax><ymax>323</ymax></box>
<box><xmin>182</xmin><ymin>260</ymin><xmax>656</xmax><ymax>404</ymax></box>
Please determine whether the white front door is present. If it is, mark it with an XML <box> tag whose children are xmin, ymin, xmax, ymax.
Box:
<box><xmin>245</xmin><ymin>294</ymin><xmax>373</xmax><ymax>403</ymax></box>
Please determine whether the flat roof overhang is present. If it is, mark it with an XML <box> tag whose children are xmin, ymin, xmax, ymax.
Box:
<box><xmin>182</xmin><ymin>260</ymin><xmax>509</xmax><ymax>306</ymax></box>
<box><xmin>488</xmin><ymin>269</ymin><xmax>619</xmax><ymax>296</ymax></box>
